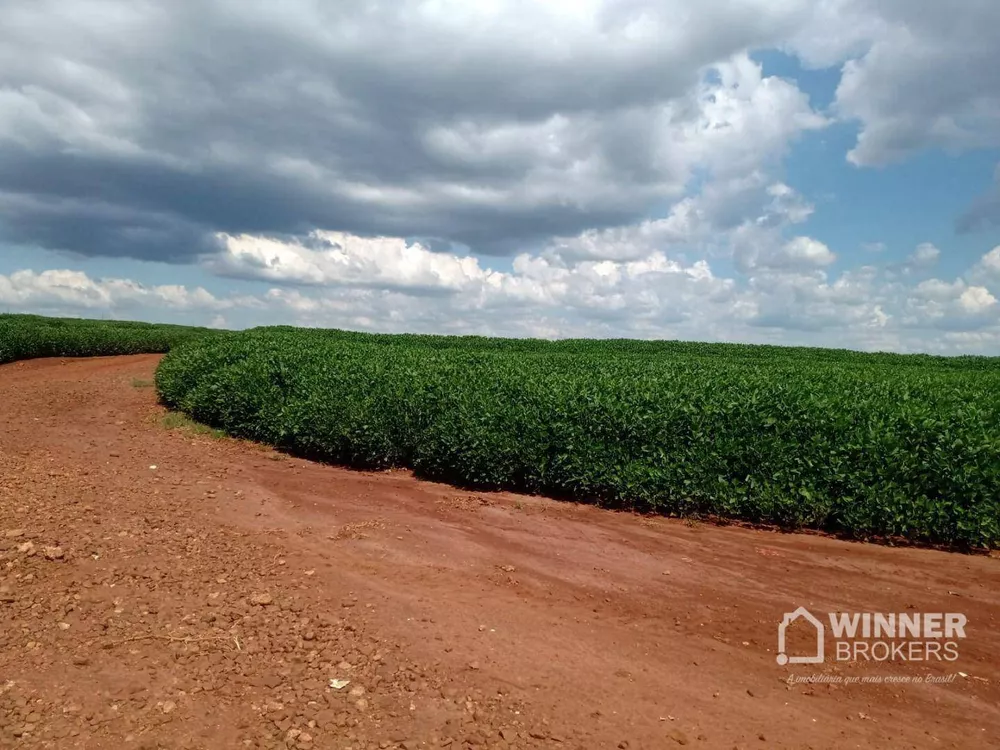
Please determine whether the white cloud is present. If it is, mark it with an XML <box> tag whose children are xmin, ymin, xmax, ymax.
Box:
<box><xmin>744</xmin><ymin>265</ymin><xmax>885</xmax><ymax>332</ymax></box>
<box><xmin>757</xmin><ymin>236</ymin><xmax>837</xmax><ymax>269</ymax></box>
<box><xmin>914</xmin><ymin>278</ymin><xmax>966</xmax><ymax>303</ymax></box>
<box><xmin>787</xmin><ymin>0</ymin><xmax>1000</xmax><ymax>166</ymax></box>
<box><xmin>905</xmin><ymin>277</ymin><xmax>999</xmax><ymax>330</ymax></box>
<box><xmin>985</xmin><ymin>246</ymin><xmax>1000</xmax><ymax>272</ymax></box>
<box><xmin>8</xmin><ymin>245</ymin><xmax>1000</xmax><ymax>352</ymax></box>
<box><xmin>209</xmin><ymin>230</ymin><xmax>737</xmax><ymax>335</ymax></box>
<box><xmin>967</xmin><ymin>246</ymin><xmax>1000</xmax><ymax>287</ymax></box>
<box><xmin>544</xmin><ymin>175</ymin><xmax>815</xmax><ymax>264</ymax></box>
<box><xmin>882</xmin><ymin>242</ymin><xmax>944</xmax><ymax>278</ymax></box>
<box><xmin>0</xmin><ymin>269</ymin><xmax>239</xmax><ymax>315</ymax></box>
<box><xmin>210</xmin><ymin>231</ymin><xmax>500</xmax><ymax>293</ymax></box>
<box><xmin>959</xmin><ymin>286</ymin><xmax>998</xmax><ymax>315</ymax></box>
<box><xmin>908</xmin><ymin>242</ymin><xmax>941</xmax><ymax>267</ymax></box>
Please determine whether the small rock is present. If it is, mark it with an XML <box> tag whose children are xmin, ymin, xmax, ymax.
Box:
<box><xmin>354</xmin><ymin>698</ymin><xmax>368</xmax><ymax>711</ymax></box>
<box><xmin>250</xmin><ymin>593</ymin><xmax>274</xmax><ymax>606</ymax></box>
<box><xmin>468</xmin><ymin>661</ymin><xmax>480</xmax><ymax>671</ymax></box>
<box><xmin>43</xmin><ymin>546</ymin><xmax>65</xmax><ymax>561</ymax></box>
<box><xmin>161</xmin><ymin>701</ymin><xmax>177</xmax><ymax>715</ymax></box>
<box><xmin>17</xmin><ymin>541</ymin><xmax>35</xmax><ymax>556</ymax></box>
<box><xmin>5</xmin><ymin>529</ymin><xmax>25</xmax><ymax>538</ymax></box>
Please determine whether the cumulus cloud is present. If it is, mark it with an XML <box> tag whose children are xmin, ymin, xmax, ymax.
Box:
<box><xmin>968</xmin><ymin>246</ymin><xmax>1000</xmax><ymax>287</ymax></box>
<box><xmin>797</xmin><ymin>0</ymin><xmax>1000</xmax><ymax>167</ymax></box>
<box><xmin>208</xmin><ymin>230</ymin><xmax>736</xmax><ymax>333</ymax></box>
<box><xmin>878</xmin><ymin>242</ymin><xmax>945</xmax><ymax>279</ymax></box>
<box><xmin>545</xmin><ymin>176</ymin><xmax>816</xmax><ymax>263</ymax></box>
<box><xmin>904</xmin><ymin>277</ymin><xmax>999</xmax><ymax>330</ymax></box>
<box><xmin>756</xmin><ymin>236</ymin><xmax>837</xmax><ymax>270</ymax></box>
<box><xmin>0</xmin><ymin>1</ymin><xmax>996</xmax><ymax>261</ymax></box>
<box><xmin>211</xmin><ymin>231</ymin><xmax>502</xmax><ymax>294</ymax></box>
<box><xmin>959</xmin><ymin>286</ymin><xmax>998</xmax><ymax>315</ymax></box>
<box><xmin>0</xmin><ymin>1</ymin><xmax>828</xmax><ymax>262</ymax></box>
<box><xmin>7</xmin><ymin>240</ymin><xmax>1000</xmax><ymax>351</ymax></box>
<box><xmin>745</xmin><ymin>265</ymin><xmax>885</xmax><ymax>332</ymax></box>
<box><xmin>0</xmin><ymin>269</ymin><xmax>236</xmax><ymax>315</ymax></box>
<box><xmin>982</xmin><ymin>246</ymin><xmax>1000</xmax><ymax>273</ymax></box>
<box><xmin>907</xmin><ymin>243</ymin><xmax>941</xmax><ymax>267</ymax></box>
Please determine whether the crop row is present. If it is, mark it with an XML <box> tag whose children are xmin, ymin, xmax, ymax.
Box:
<box><xmin>0</xmin><ymin>314</ymin><xmax>218</xmax><ymax>365</ymax></box>
<box><xmin>156</xmin><ymin>327</ymin><xmax>1000</xmax><ymax>548</ymax></box>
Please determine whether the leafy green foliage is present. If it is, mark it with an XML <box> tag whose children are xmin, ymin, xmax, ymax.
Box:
<box><xmin>0</xmin><ymin>314</ymin><xmax>218</xmax><ymax>365</ymax></box>
<box><xmin>157</xmin><ymin>327</ymin><xmax>1000</xmax><ymax>548</ymax></box>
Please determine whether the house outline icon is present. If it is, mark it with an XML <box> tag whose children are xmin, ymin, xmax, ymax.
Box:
<box><xmin>776</xmin><ymin>606</ymin><xmax>825</xmax><ymax>665</ymax></box>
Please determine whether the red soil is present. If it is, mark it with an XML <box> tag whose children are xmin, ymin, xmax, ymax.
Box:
<box><xmin>1</xmin><ymin>355</ymin><xmax>998</xmax><ymax>749</ymax></box>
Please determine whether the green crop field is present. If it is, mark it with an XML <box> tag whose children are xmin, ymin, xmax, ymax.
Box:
<box><xmin>0</xmin><ymin>313</ymin><xmax>219</xmax><ymax>365</ymax></box>
<box><xmin>3</xmin><ymin>315</ymin><xmax>998</xmax><ymax>547</ymax></box>
<box><xmin>156</xmin><ymin>326</ymin><xmax>1000</xmax><ymax>549</ymax></box>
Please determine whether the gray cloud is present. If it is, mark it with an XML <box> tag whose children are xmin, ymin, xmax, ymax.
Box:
<box><xmin>4</xmin><ymin>1</ymin><xmax>998</xmax><ymax>266</ymax></box>
<box><xmin>0</xmin><ymin>0</ymin><xmax>820</xmax><ymax>262</ymax></box>
<box><xmin>819</xmin><ymin>0</ymin><xmax>1000</xmax><ymax>167</ymax></box>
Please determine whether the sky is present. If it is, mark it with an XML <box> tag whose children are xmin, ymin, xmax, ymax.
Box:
<box><xmin>3</xmin><ymin>1</ymin><xmax>1000</xmax><ymax>353</ymax></box>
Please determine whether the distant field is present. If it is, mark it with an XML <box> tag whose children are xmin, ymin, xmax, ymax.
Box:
<box><xmin>0</xmin><ymin>314</ymin><xmax>219</xmax><ymax>365</ymax></box>
<box><xmin>156</xmin><ymin>326</ymin><xmax>1000</xmax><ymax>548</ymax></box>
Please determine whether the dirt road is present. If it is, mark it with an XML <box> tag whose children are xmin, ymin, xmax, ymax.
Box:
<box><xmin>1</xmin><ymin>355</ymin><xmax>998</xmax><ymax>750</ymax></box>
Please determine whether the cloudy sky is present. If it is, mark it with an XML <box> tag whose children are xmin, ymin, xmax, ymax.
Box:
<box><xmin>2</xmin><ymin>0</ymin><xmax>1000</xmax><ymax>353</ymax></box>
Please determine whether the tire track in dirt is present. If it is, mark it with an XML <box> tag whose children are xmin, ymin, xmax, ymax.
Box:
<box><xmin>1</xmin><ymin>355</ymin><xmax>998</xmax><ymax>749</ymax></box>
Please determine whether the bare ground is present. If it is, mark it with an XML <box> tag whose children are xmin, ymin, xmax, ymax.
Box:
<box><xmin>1</xmin><ymin>355</ymin><xmax>998</xmax><ymax>750</ymax></box>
